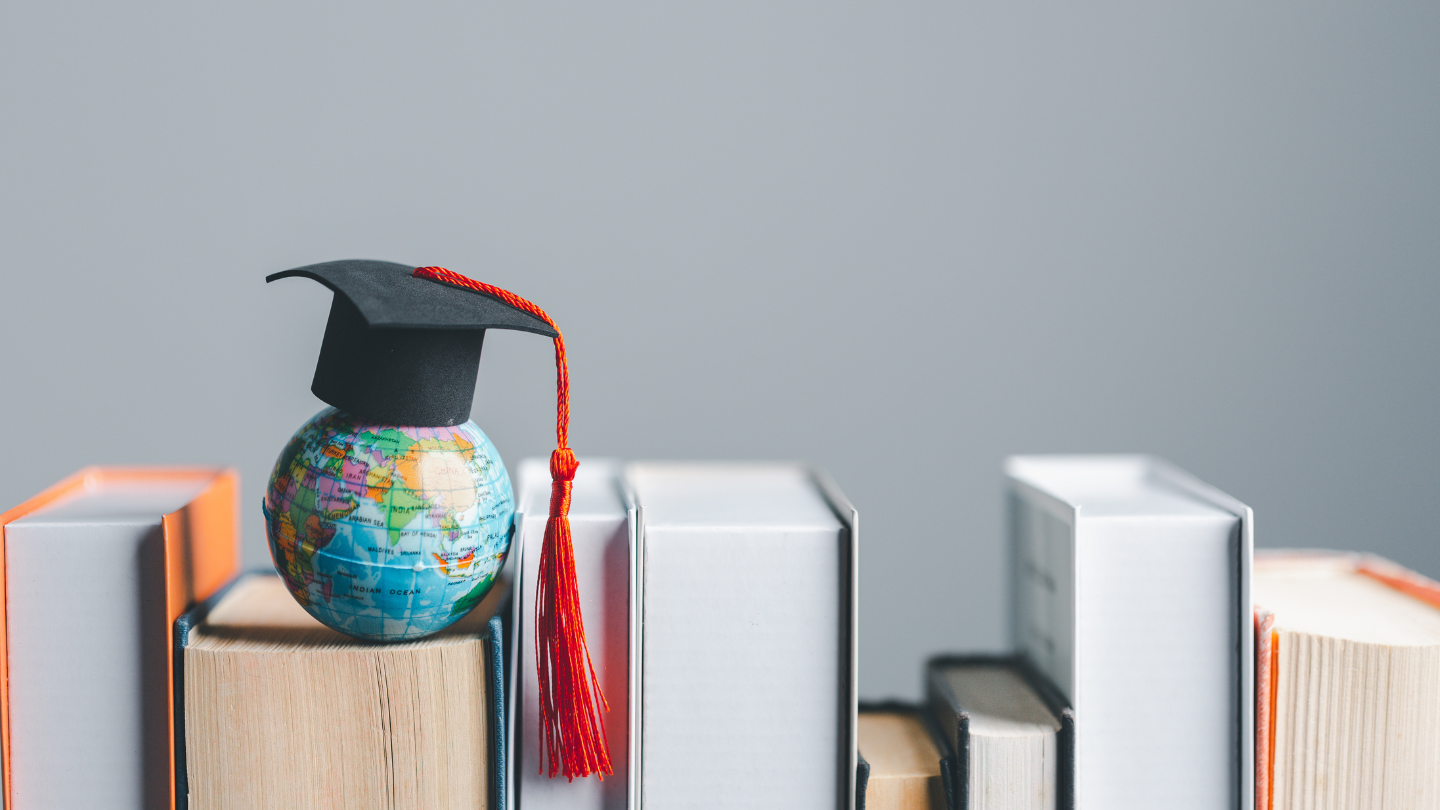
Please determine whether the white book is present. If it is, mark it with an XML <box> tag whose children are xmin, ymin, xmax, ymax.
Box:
<box><xmin>510</xmin><ymin>458</ymin><xmax>636</xmax><ymax>810</ymax></box>
<box><xmin>1</xmin><ymin>468</ymin><xmax>239</xmax><ymax>810</ymax></box>
<box><xmin>626</xmin><ymin>462</ymin><xmax>858</xmax><ymax>810</ymax></box>
<box><xmin>1007</xmin><ymin>455</ymin><xmax>1253</xmax><ymax>810</ymax></box>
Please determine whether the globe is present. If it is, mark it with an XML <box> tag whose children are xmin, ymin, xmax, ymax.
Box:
<box><xmin>263</xmin><ymin>407</ymin><xmax>514</xmax><ymax>641</ymax></box>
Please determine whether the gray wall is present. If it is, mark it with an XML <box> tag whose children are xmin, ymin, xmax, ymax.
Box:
<box><xmin>2</xmin><ymin>1</ymin><xmax>1436</xmax><ymax>700</ymax></box>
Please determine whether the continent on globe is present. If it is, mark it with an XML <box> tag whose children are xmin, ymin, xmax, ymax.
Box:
<box><xmin>264</xmin><ymin>407</ymin><xmax>514</xmax><ymax>640</ymax></box>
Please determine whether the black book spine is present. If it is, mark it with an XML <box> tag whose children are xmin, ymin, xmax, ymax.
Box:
<box><xmin>487</xmin><ymin>614</ymin><xmax>508</xmax><ymax>810</ymax></box>
<box><xmin>855</xmin><ymin>751</ymin><xmax>870</xmax><ymax>810</ymax></box>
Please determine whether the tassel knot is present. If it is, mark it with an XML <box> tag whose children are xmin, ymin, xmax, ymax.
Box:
<box><xmin>551</xmin><ymin>448</ymin><xmax>579</xmax><ymax>482</ymax></box>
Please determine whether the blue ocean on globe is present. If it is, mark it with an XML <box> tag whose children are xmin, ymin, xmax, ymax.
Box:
<box><xmin>263</xmin><ymin>407</ymin><xmax>514</xmax><ymax>641</ymax></box>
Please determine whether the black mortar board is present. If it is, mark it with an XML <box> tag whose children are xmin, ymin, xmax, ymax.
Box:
<box><xmin>267</xmin><ymin>259</ymin><xmax>558</xmax><ymax>426</ymax></box>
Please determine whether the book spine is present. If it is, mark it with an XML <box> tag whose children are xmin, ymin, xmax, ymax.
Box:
<box><xmin>854</xmin><ymin>752</ymin><xmax>870</xmax><ymax>810</ymax></box>
<box><xmin>488</xmin><ymin>614</ymin><xmax>508</xmax><ymax>810</ymax></box>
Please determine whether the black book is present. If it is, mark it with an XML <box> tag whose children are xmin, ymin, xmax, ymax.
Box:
<box><xmin>925</xmin><ymin>655</ymin><xmax>1074</xmax><ymax>810</ymax></box>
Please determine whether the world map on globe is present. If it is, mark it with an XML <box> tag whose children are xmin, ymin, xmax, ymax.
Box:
<box><xmin>264</xmin><ymin>407</ymin><xmax>514</xmax><ymax>640</ymax></box>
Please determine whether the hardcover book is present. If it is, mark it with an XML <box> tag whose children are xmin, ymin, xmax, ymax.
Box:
<box><xmin>625</xmin><ymin>462</ymin><xmax>858</xmax><ymax>810</ymax></box>
<box><xmin>925</xmin><ymin>655</ymin><xmax>1072</xmax><ymax>810</ymax></box>
<box><xmin>175</xmin><ymin>572</ymin><xmax>509</xmax><ymax>810</ymax></box>
<box><xmin>1007</xmin><ymin>455</ymin><xmax>1253</xmax><ymax>810</ymax></box>
<box><xmin>0</xmin><ymin>467</ymin><xmax>239</xmax><ymax>810</ymax></box>
<box><xmin>1253</xmin><ymin>551</ymin><xmax>1440</xmax><ymax>810</ymax></box>
<box><xmin>857</xmin><ymin>702</ymin><xmax>946</xmax><ymax>810</ymax></box>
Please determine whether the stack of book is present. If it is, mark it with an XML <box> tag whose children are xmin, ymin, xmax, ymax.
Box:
<box><xmin>1</xmin><ymin>455</ymin><xmax>1434</xmax><ymax>809</ymax></box>
<box><xmin>856</xmin><ymin>456</ymin><xmax>1440</xmax><ymax>810</ymax></box>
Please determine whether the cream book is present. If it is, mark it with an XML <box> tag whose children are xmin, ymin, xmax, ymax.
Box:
<box><xmin>1254</xmin><ymin>552</ymin><xmax>1440</xmax><ymax>810</ymax></box>
<box><xmin>857</xmin><ymin>706</ymin><xmax>945</xmax><ymax>810</ymax></box>
<box><xmin>177</xmin><ymin>572</ymin><xmax>508</xmax><ymax>810</ymax></box>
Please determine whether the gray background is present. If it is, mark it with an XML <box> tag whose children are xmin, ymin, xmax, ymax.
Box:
<box><xmin>2</xmin><ymin>1</ymin><xmax>1436</xmax><ymax>701</ymax></box>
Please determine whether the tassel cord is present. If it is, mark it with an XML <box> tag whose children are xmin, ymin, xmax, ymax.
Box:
<box><xmin>412</xmin><ymin>266</ymin><xmax>612</xmax><ymax>780</ymax></box>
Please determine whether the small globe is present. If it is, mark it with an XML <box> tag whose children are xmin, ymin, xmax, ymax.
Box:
<box><xmin>264</xmin><ymin>407</ymin><xmax>514</xmax><ymax>641</ymax></box>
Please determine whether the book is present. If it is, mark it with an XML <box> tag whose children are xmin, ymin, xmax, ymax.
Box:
<box><xmin>177</xmin><ymin>572</ymin><xmax>509</xmax><ymax>810</ymax></box>
<box><xmin>509</xmin><ymin>458</ymin><xmax>634</xmax><ymax>810</ymax></box>
<box><xmin>1253</xmin><ymin>551</ymin><xmax>1440</xmax><ymax>810</ymax></box>
<box><xmin>625</xmin><ymin>462</ymin><xmax>858</xmax><ymax>809</ymax></box>
<box><xmin>925</xmin><ymin>656</ymin><xmax>1071</xmax><ymax>810</ymax></box>
<box><xmin>857</xmin><ymin>703</ymin><xmax>946</xmax><ymax>810</ymax></box>
<box><xmin>1007</xmin><ymin>455</ymin><xmax>1253</xmax><ymax>810</ymax></box>
<box><xmin>0</xmin><ymin>467</ymin><xmax>239</xmax><ymax>810</ymax></box>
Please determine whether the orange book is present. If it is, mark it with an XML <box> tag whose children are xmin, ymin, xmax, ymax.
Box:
<box><xmin>1254</xmin><ymin>551</ymin><xmax>1440</xmax><ymax>810</ymax></box>
<box><xmin>0</xmin><ymin>467</ymin><xmax>239</xmax><ymax>810</ymax></box>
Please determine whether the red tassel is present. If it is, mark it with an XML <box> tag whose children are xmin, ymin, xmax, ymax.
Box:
<box><xmin>412</xmin><ymin>266</ymin><xmax>612</xmax><ymax>780</ymax></box>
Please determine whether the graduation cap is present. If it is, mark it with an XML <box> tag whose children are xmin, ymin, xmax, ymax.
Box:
<box><xmin>266</xmin><ymin>259</ymin><xmax>559</xmax><ymax>427</ymax></box>
<box><xmin>267</xmin><ymin>259</ymin><xmax>612</xmax><ymax>781</ymax></box>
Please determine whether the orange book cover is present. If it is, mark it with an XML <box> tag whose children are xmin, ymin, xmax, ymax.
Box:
<box><xmin>0</xmin><ymin>467</ymin><xmax>240</xmax><ymax>810</ymax></box>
